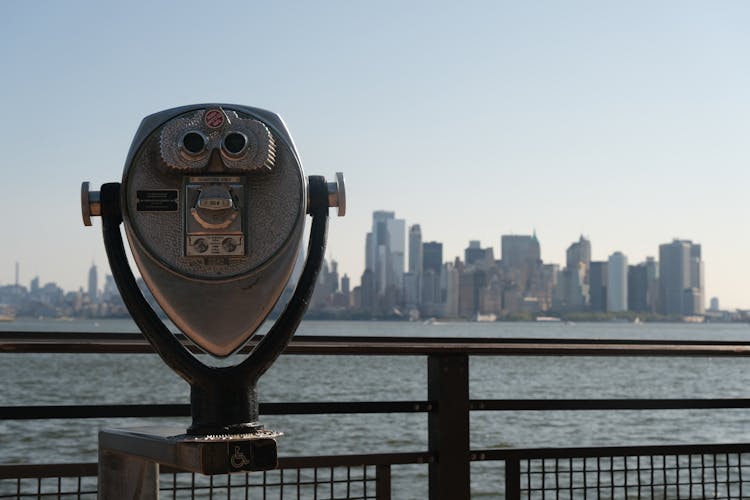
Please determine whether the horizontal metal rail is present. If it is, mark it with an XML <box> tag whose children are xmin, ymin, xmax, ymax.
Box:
<box><xmin>476</xmin><ymin>442</ymin><xmax>750</xmax><ymax>461</ymax></box>
<box><xmin>469</xmin><ymin>398</ymin><xmax>750</xmax><ymax>411</ymax></box>
<box><xmin>3</xmin><ymin>332</ymin><xmax>750</xmax><ymax>356</ymax></box>
<box><xmin>0</xmin><ymin>402</ymin><xmax>432</xmax><ymax>420</ymax></box>
<box><xmin>4</xmin><ymin>398</ymin><xmax>750</xmax><ymax>420</ymax></box>
<box><xmin>0</xmin><ymin>462</ymin><xmax>97</xmax><ymax>480</ymax></box>
<box><xmin>0</xmin><ymin>452</ymin><xmax>432</xmax><ymax>478</ymax></box>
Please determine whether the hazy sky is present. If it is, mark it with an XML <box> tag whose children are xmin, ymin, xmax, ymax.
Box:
<box><xmin>2</xmin><ymin>2</ymin><xmax>749</xmax><ymax>308</ymax></box>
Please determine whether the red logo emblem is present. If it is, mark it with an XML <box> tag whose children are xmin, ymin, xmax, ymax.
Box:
<box><xmin>204</xmin><ymin>109</ymin><xmax>224</xmax><ymax>128</ymax></box>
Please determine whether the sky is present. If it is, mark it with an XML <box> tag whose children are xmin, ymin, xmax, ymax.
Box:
<box><xmin>1</xmin><ymin>1</ymin><xmax>749</xmax><ymax>308</ymax></box>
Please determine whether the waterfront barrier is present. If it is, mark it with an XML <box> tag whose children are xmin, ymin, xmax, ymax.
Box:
<box><xmin>3</xmin><ymin>332</ymin><xmax>750</xmax><ymax>498</ymax></box>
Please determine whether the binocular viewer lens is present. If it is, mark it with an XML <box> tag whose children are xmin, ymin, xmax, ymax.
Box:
<box><xmin>165</xmin><ymin>109</ymin><xmax>275</xmax><ymax>173</ymax></box>
<box><xmin>180</xmin><ymin>131</ymin><xmax>207</xmax><ymax>156</ymax></box>
<box><xmin>223</xmin><ymin>132</ymin><xmax>248</xmax><ymax>156</ymax></box>
<box><xmin>180</xmin><ymin>130</ymin><xmax>250</xmax><ymax>159</ymax></box>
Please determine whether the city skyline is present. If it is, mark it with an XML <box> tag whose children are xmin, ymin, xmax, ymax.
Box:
<box><xmin>2</xmin><ymin>3</ymin><xmax>749</xmax><ymax>309</ymax></box>
<box><xmin>1</xmin><ymin>225</ymin><xmax>725</xmax><ymax>313</ymax></box>
<box><xmin>344</xmin><ymin>209</ymin><xmax>712</xmax><ymax>318</ymax></box>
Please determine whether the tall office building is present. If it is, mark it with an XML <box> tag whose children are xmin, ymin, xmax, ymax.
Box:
<box><xmin>405</xmin><ymin>225</ymin><xmax>423</xmax><ymax>307</ymax></box>
<box><xmin>340</xmin><ymin>274</ymin><xmax>351</xmax><ymax>308</ymax></box>
<box><xmin>368</xmin><ymin>211</ymin><xmax>392</xmax><ymax>295</ymax></box>
<box><xmin>402</xmin><ymin>272</ymin><xmax>419</xmax><ymax>306</ymax></box>
<box><xmin>589</xmin><ymin>261</ymin><xmax>608</xmax><ymax>312</ymax></box>
<box><xmin>554</xmin><ymin>237</ymin><xmax>590</xmax><ymax>311</ymax></box>
<box><xmin>539</xmin><ymin>263</ymin><xmax>559</xmax><ymax>310</ymax></box>
<box><xmin>421</xmin><ymin>241</ymin><xmax>443</xmax><ymax>308</ymax></box>
<box><xmin>607</xmin><ymin>252</ymin><xmax>628</xmax><ymax>312</ymax></box>
<box><xmin>359</xmin><ymin>269</ymin><xmax>375</xmax><ymax>313</ymax></box>
<box><xmin>627</xmin><ymin>264</ymin><xmax>648</xmax><ymax>313</ymax></box>
<box><xmin>501</xmin><ymin>234</ymin><xmax>540</xmax><ymax>270</ymax></box>
<box><xmin>387</xmin><ymin>218</ymin><xmax>405</xmax><ymax>288</ymax></box>
<box><xmin>465</xmin><ymin>240</ymin><xmax>494</xmax><ymax>268</ymax></box>
<box><xmin>465</xmin><ymin>241</ymin><xmax>484</xmax><ymax>266</ymax></box>
<box><xmin>628</xmin><ymin>258</ymin><xmax>659</xmax><ymax>313</ymax></box>
<box><xmin>501</xmin><ymin>233</ymin><xmax>541</xmax><ymax>292</ymax></box>
<box><xmin>88</xmin><ymin>262</ymin><xmax>98</xmax><ymax>303</ymax></box>
<box><xmin>408</xmin><ymin>225</ymin><xmax>423</xmax><ymax>275</ymax></box>
<box><xmin>658</xmin><ymin>239</ymin><xmax>704</xmax><ymax>316</ymax></box>
<box><xmin>644</xmin><ymin>257</ymin><xmax>659</xmax><ymax>313</ymax></box>
<box><xmin>458</xmin><ymin>268</ymin><xmax>486</xmax><ymax>319</ymax></box>
<box><xmin>566</xmin><ymin>236</ymin><xmax>591</xmax><ymax>283</ymax></box>
<box><xmin>102</xmin><ymin>275</ymin><xmax>119</xmax><ymax>301</ymax></box>
<box><xmin>422</xmin><ymin>242</ymin><xmax>443</xmax><ymax>274</ymax></box>
<box><xmin>341</xmin><ymin>274</ymin><xmax>350</xmax><ymax>295</ymax></box>
<box><xmin>365</xmin><ymin>211</ymin><xmax>406</xmax><ymax>297</ymax></box>
<box><xmin>364</xmin><ymin>232</ymin><xmax>374</xmax><ymax>274</ymax></box>
<box><xmin>443</xmin><ymin>262</ymin><xmax>460</xmax><ymax>317</ymax></box>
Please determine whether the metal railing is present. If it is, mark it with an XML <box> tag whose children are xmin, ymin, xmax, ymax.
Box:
<box><xmin>0</xmin><ymin>454</ymin><xmax>429</xmax><ymax>499</ymax></box>
<box><xmin>487</xmin><ymin>443</ymin><xmax>750</xmax><ymax>499</ymax></box>
<box><xmin>3</xmin><ymin>332</ymin><xmax>750</xmax><ymax>499</ymax></box>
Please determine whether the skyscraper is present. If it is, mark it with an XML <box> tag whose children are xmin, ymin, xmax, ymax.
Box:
<box><xmin>628</xmin><ymin>258</ymin><xmax>659</xmax><ymax>313</ymax></box>
<box><xmin>421</xmin><ymin>241</ymin><xmax>443</xmax><ymax>308</ymax></box>
<box><xmin>88</xmin><ymin>262</ymin><xmax>98</xmax><ymax>303</ymax></box>
<box><xmin>443</xmin><ymin>262</ymin><xmax>460</xmax><ymax>317</ymax></box>
<box><xmin>554</xmin><ymin>237</ymin><xmax>590</xmax><ymax>311</ymax></box>
<box><xmin>589</xmin><ymin>261</ymin><xmax>608</xmax><ymax>312</ymax></box>
<box><xmin>501</xmin><ymin>233</ymin><xmax>541</xmax><ymax>294</ymax></box>
<box><xmin>408</xmin><ymin>225</ymin><xmax>423</xmax><ymax>275</ymax></box>
<box><xmin>387</xmin><ymin>218</ymin><xmax>405</xmax><ymax>288</ymax></box>
<box><xmin>658</xmin><ymin>239</ymin><xmax>704</xmax><ymax>316</ymax></box>
<box><xmin>365</xmin><ymin>211</ymin><xmax>406</xmax><ymax>297</ymax></box>
<box><xmin>464</xmin><ymin>240</ymin><xmax>494</xmax><ymax>268</ymax></box>
<box><xmin>102</xmin><ymin>275</ymin><xmax>119</xmax><ymax>301</ymax></box>
<box><xmin>627</xmin><ymin>264</ymin><xmax>648</xmax><ymax>313</ymax></box>
<box><xmin>709</xmin><ymin>297</ymin><xmax>719</xmax><ymax>311</ymax></box>
<box><xmin>365</xmin><ymin>232</ymin><xmax>374</xmax><ymax>274</ymax></box>
<box><xmin>405</xmin><ymin>224</ymin><xmax>423</xmax><ymax>307</ymax></box>
<box><xmin>422</xmin><ymin>242</ymin><xmax>443</xmax><ymax>274</ymax></box>
<box><xmin>607</xmin><ymin>252</ymin><xmax>628</xmax><ymax>312</ymax></box>
<box><xmin>644</xmin><ymin>257</ymin><xmax>660</xmax><ymax>313</ymax></box>
<box><xmin>501</xmin><ymin>234</ymin><xmax>540</xmax><ymax>270</ymax></box>
<box><xmin>368</xmin><ymin>211</ymin><xmax>392</xmax><ymax>295</ymax></box>
<box><xmin>566</xmin><ymin>235</ymin><xmax>591</xmax><ymax>283</ymax></box>
<box><xmin>465</xmin><ymin>241</ymin><xmax>484</xmax><ymax>266</ymax></box>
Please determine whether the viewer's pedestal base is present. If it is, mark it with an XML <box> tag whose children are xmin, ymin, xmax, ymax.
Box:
<box><xmin>97</xmin><ymin>427</ymin><xmax>279</xmax><ymax>500</ymax></box>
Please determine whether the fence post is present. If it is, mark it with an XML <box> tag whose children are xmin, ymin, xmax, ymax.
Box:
<box><xmin>98</xmin><ymin>448</ymin><xmax>158</xmax><ymax>500</ymax></box>
<box><xmin>505</xmin><ymin>456</ymin><xmax>521</xmax><ymax>500</ymax></box>
<box><xmin>376</xmin><ymin>464</ymin><xmax>391</xmax><ymax>500</ymax></box>
<box><xmin>428</xmin><ymin>354</ymin><xmax>470</xmax><ymax>500</ymax></box>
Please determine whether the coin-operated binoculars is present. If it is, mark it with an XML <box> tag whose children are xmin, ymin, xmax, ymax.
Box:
<box><xmin>81</xmin><ymin>104</ymin><xmax>345</xmax><ymax>487</ymax></box>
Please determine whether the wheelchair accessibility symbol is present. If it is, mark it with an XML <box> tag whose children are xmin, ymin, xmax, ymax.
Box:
<box><xmin>230</xmin><ymin>446</ymin><xmax>250</xmax><ymax>468</ymax></box>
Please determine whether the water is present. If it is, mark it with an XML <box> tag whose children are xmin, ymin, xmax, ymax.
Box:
<box><xmin>2</xmin><ymin>319</ymin><xmax>750</xmax><ymax>497</ymax></box>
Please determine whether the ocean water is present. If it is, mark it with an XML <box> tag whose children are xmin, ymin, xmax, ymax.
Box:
<box><xmin>2</xmin><ymin>319</ymin><xmax>750</xmax><ymax>497</ymax></box>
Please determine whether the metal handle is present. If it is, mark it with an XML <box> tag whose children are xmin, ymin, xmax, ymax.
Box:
<box><xmin>81</xmin><ymin>181</ymin><xmax>101</xmax><ymax>226</ymax></box>
<box><xmin>327</xmin><ymin>172</ymin><xmax>346</xmax><ymax>217</ymax></box>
